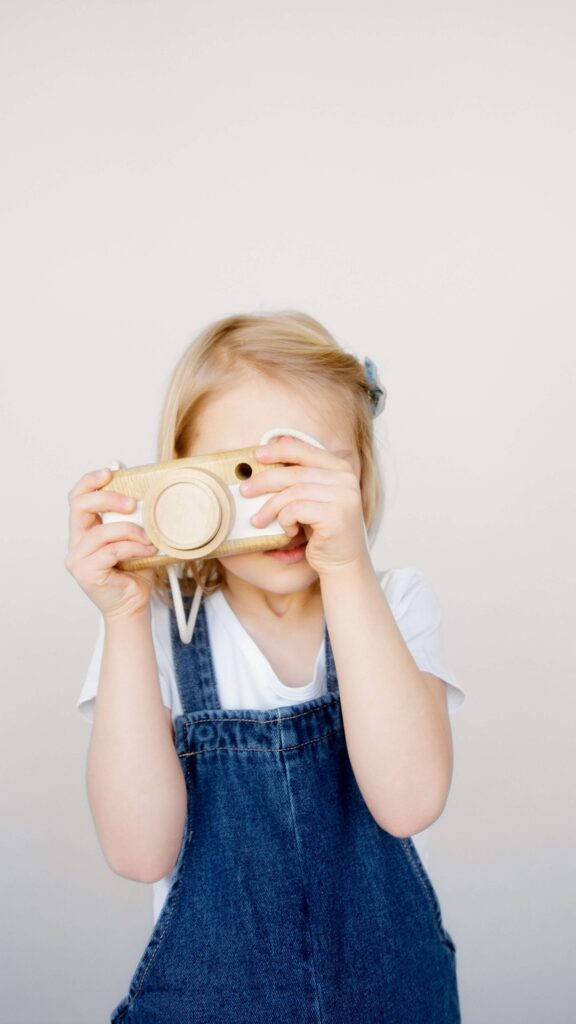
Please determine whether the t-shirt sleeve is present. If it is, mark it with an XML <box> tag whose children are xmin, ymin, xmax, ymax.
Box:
<box><xmin>76</xmin><ymin>599</ymin><xmax>175</xmax><ymax>724</ymax></box>
<box><xmin>381</xmin><ymin>568</ymin><xmax>466</xmax><ymax>715</ymax></box>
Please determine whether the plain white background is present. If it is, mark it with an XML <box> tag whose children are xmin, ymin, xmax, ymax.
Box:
<box><xmin>1</xmin><ymin>1</ymin><xmax>575</xmax><ymax>1021</ymax></box>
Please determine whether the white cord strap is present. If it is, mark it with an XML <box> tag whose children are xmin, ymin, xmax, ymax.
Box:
<box><xmin>167</xmin><ymin>564</ymin><xmax>204</xmax><ymax>645</ymax></box>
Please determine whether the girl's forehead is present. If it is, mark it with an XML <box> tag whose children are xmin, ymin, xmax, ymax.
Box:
<box><xmin>192</xmin><ymin>374</ymin><xmax>356</xmax><ymax>455</ymax></box>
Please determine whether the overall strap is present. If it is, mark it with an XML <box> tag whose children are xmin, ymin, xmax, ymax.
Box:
<box><xmin>323</xmin><ymin>621</ymin><xmax>339</xmax><ymax>695</ymax></box>
<box><xmin>169</xmin><ymin>596</ymin><xmax>222</xmax><ymax>713</ymax></box>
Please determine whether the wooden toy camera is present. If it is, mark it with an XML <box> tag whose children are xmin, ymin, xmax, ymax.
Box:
<box><xmin>100</xmin><ymin>427</ymin><xmax>324</xmax><ymax>571</ymax></box>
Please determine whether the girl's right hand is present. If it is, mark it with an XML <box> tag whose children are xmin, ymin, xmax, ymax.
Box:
<box><xmin>65</xmin><ymin>467</ymin><xmax>159</xmax><ymax>620</ymax></box>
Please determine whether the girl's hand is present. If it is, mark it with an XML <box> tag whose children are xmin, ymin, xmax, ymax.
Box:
<box><xmin>240</xmin><ymin>435</ymin><xmax>370</xmax><ymax>576</ymax></box>
<box><xmin>65</xmin><ymin>468</ymin><xmax>158</xmax><ymax>620</ymax></box>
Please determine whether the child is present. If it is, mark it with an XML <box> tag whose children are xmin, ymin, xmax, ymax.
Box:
<box><xmin>67</xmin><ymin>310</ymin><xmax>466</xmax><ymax>1023</ymax></box>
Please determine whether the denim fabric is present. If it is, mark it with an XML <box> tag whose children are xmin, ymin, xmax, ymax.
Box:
<box><xmin>110</xmin><ymin>598</ymin><xmax>461</xmax><ymax>1023</ymax></box>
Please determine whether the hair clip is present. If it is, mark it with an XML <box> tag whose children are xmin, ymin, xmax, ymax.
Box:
<box><xmin>362</xmin><ymin>356</ymin><xmax>387</xmax><ymax>417</ymax></box>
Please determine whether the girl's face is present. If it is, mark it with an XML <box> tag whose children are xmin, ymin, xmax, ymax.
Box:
<box><xmin>186</xmin><ymin>370</ymin><xmax>361</xmax><ymax>596</ymax></box>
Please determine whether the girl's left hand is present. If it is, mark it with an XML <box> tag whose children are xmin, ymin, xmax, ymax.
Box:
<box><xmin>239</xmin><ymin>434</ymin><xmax>370</xmax><ymax>576</ymax></box>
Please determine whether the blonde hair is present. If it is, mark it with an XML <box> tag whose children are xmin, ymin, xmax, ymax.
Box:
<box><xmin>150</xmin><ymin>310</ymin><xmax>385</xmax><ymax>604</ymax></box>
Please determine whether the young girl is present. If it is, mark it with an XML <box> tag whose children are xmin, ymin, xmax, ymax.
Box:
<box><xmin>68</xmin><ymin>311</ymin><xmax>465</xmax><ymax>1023</ymax></box>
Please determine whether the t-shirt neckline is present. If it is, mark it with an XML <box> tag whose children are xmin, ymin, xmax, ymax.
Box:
<box><xmin>206</xmin><ymin>588</ymin><xmax>325</xmax><ymax>699</ymax></box>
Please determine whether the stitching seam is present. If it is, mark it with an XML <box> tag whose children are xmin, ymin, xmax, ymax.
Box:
<box><xmin>176</xmin><ymin>698</ymin><xmax>340</xmax><ymax>727</ymax></box>
<box><xmin>178</xmin><ymin>726</ymin><xmax>343</xmax><ymax>758</ymax></box>
<box><xmin>398</xmin><ymin>837</ymin><xmax>447</xmax><ymax>945</ymax></box>
<box><xmin>277</xmin><ymin>712</ymin><xmax>324</xmax><ymax>1023</ymax></box>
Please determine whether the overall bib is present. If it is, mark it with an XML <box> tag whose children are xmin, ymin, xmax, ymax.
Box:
<box><xmin>110</xmin><ymin>598</ymin><xmax>461</xmax><ymax>1024</ymax></box>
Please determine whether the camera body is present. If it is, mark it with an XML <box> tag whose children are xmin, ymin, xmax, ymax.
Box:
<box><xmin>100</xmin><ymin>430</ymin><xmax>318</xmax><ymax>571</ymax></box>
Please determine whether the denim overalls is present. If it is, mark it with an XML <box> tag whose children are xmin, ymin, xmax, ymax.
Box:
<box><xmin>110</xmin><ymin>597</ymin><xmax>461</xmax><ymax>1023</ymax></box>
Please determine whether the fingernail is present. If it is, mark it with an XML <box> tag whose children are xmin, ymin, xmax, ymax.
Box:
<box><xmin>121</xmin><ymin>496</ymin><xmax>134</xmax><ymax>507</ymax></box>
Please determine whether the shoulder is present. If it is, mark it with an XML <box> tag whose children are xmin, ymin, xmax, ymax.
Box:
<box><xmin>375</xmin><ymin>566</ymin><xmax>433</xmax><ymax>611</ymax></box>
<box><xmin>374</xmin><ymin>565</ymin><xmax>445</xmax><ymax>641</ymax></box>
<box><xmin>375</xmin><ymin>566</ymin><xmax>466</xmax><ymax>713</ymax></box>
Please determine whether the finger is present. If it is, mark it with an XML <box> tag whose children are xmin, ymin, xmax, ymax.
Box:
<box><xmin>68</xmin><ymin>467</ymin><xmax>113</xmax><ymax>502</ymax></box>
<box><xmin>276</xmin><ymin>500</ymin><xmax>336</xmax><ymax>535</ymax></box>
<box><xmin>256</xmin><ymin>435</ymin><xmax>351</xmax><ymax>471</ymax></box>
<box><xmin>73</xmin><ymin>521</ymin><xmax>154</xmax><ymax>560</ymax></box>
<box><xmin>91</xmin><ymin>539</ymin><xmax>158</xmax><ymax>572</ymax></box>
<box><xmin>68</xmin><ymin>468</ymin><xmax>114</xmax><ymax>545</ymax></box>
<box><xmin>244</xmin><ymin>465</ymin><xmax>345</xmax><ymax>496</ymax></box>
<box><xmin>251</xmin><ymin>483</ymin><xmax>335</xmax><ymax>528</ymax></box>
<box><xmin>69</xmin><ymin>483</ymin><xmax>137</xmax><ymax>547</ymax></box>
<box><xmin>73</xmin><ymin>487</ymin><xmax>137</xmax><ymax>519</ymax></box>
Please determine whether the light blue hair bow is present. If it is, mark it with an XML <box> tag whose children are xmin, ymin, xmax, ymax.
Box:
<box><xmin>362</xmin><ymin>356</ymin><xmax>387</xmax><ymax>418</ymax></box>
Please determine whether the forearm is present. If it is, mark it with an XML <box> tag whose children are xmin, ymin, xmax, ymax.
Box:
<box><xmin>320</xmin><ymin>558</ymin><xmax>453</xmax><ymax>837</ymax></box>
<box><xmin>86</xmin><ymin>606</ymin><xmax>187</xmax><ymax>882</ymax></box>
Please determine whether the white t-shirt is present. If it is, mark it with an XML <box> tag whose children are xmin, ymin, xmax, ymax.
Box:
<box><xmin>77</xmin><ymin>567</ymin><xmax>465</xmax><ymax>924</ymax></box>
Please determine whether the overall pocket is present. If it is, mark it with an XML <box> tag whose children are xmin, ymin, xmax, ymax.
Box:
<box><xmin>397</xmin><ymin>836</ymin><xmax>457</xmax><ymax>953</ymax></box>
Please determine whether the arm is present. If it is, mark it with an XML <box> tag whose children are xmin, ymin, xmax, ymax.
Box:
<box><xmin>320</xmin><ymin>559</ymin><xmax>453</xmax><ymax>838</ymax></box>
<box><xmin>86</xmin><ymin>605</ymin><xmax>188</xmax><ymax>882</ymax></box>
<box><xmin>237</xmin><ymin>435</ymin><xmax>454</xmax><ymax>838</ymax></box>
